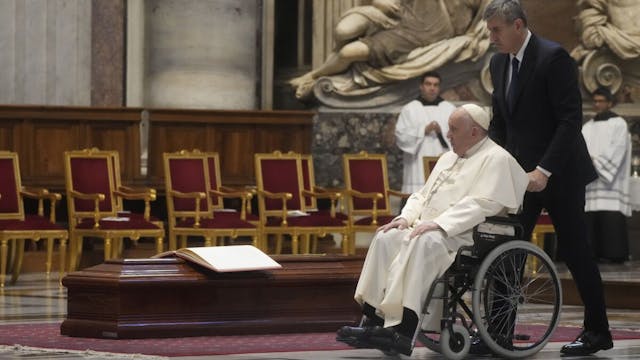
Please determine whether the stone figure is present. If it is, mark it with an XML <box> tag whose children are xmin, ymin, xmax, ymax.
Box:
<box><xmin>290</xmin><ymin>0</ymin><xmax>491</xmax><ymax>107</ymax></box>
<box><xmin>571</xmin><ymin>0</ymin><xmax>640</xmax><ymax>100</ymax></box>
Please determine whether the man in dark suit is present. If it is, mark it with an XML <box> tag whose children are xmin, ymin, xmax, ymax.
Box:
<box><xmin>482</xmin><ymin>0</ymin><xmax>612</xmax><ymax>356</ymax></box>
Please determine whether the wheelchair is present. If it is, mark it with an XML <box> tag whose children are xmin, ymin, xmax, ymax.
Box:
<box><xmin>369</xmin><ymin>216</ymin><xmax>562</xmax><ymax>359</ymax></box>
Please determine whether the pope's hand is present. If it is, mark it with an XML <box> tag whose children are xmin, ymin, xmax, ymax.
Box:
<box><xmin>527</xmin><ymin>169</ymin><xmax>549</xmax><ymax>192</ymax></box>
<box><xmin>378</xmin><ymin>218</ymin><xmax>408</xmax><ymax>233</ymax></box>
<box><xmin>409</xmin><ymin>221</ymin><xmax>441</xmax><ymax>239</ymax></box>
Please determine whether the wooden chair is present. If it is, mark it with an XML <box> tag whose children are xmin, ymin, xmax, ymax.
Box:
<box><xmin>0</xmin><ymin>151</ymin><xmax>68</xmax><ymax>288</ymax></box>
<box><xmin>422</xmin><ymin>156</ymin><xmax>440</xmax><ymax>182</ymax></box>
<box><xmin>532</xmin><ymin>211</ymin><xmax>554</xmax><ymax>247</ymax></box>
<box><xmin>164</xmin><ymin>150</ymin><xmax>258</xmax><ymax>251</ymax></box>
<box><xmin>299</xmin><ymin>154</ymin><xmax>347</xmax><ymax>252</ymax></box>
<box><xmin>204</xmin><ymin>151</ymin><xmax>259</xmax><ymax>225</ymax></box>
<box><xmin>64</xmin><ymin>148</ymin><xmax>164</xmax><ymax>270</ymax></box>
<box><xmin>254</xmin><ymin>151</ymin><xmax>348</xmax><ymax>254</ymax></box>
<box><xmin>343</xmin><ymin>151</ymin><xmax>410</xmax><ymax>253</ymax></box>
<box><xmin>107</xmin><ymin>150</ymin><xmax>164</xmax><ymax>230</ymax></box>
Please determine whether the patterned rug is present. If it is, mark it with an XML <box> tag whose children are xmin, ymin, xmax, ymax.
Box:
<box><xmin>1</xmin><ymin>322</ymin><xmax>639</xmax><ymax>357</ymax></box>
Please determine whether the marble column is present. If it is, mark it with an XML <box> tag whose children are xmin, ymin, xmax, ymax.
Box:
<box><xmin>91</xmin><ymin>0</ymin><xmax>125</xmax><ymax>106</ymax></box>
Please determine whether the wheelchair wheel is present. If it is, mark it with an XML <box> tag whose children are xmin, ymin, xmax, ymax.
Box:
<box><xmin>472</xmin><ymin>240</ymin><xmax>561</xmax><ymax>358</ymax></box>
<box><xmin>440</xmin><ymin>324</ymin><xmax>470</xmax><ymax>360</ymax></box>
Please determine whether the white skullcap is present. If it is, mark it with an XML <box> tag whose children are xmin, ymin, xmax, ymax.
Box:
<box><xmin>461</xmin><ymin>103</ymin><xmax>490</xmax><ymax>130</ymax></box>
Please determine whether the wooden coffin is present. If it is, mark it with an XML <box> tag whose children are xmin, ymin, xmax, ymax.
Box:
<box><xmin>61</xmin><ymin>255</ymin><xmax>363</xmax><ymax>339</ymax></box>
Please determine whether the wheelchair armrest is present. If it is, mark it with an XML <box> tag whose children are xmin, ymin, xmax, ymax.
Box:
<box><xmin>483</xmin><ymin>215</ymin><xmax>523</xmax><ymax>237</ymax></box>
<box><xmin>471</xmin><ymin>215</ymin><xmax>523</xmax><ymax>258</ymax></box>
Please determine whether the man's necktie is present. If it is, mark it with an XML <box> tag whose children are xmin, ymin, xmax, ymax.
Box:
<box><xmin>507</xmin><ymin>57</ymin><xmax>519</xmax><ymax>114</ymax></box>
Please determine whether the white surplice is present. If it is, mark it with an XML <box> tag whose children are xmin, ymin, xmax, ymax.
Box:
<box><xmin>582</xmin><ymin>116</ymin><xmax>632</xmax><ymax>216</ymax></box>
<box><xmin>354</xmin><ymin>138</ymin><xmax>529</xmax><ymax>329</ymax></box>
<box><xmin>395</xmin><ymin>100</ymin><xmax>456</xmax><ymax>193</ymax></box>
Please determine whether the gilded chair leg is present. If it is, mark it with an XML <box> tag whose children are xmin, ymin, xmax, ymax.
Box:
<box><xmin>311</xmin><ymin>234</ymin><xmax>318</xmax><ymax>254</ymax></box>
<box><xmin>71</xmin><ymin>235</ymin><xmax>84</xmax><ymax>271</ymax></box>
<box><xmin>11</xmin><ymin>239</ymin><xmax>25</xmax><ymax>285</ymax></box>
<box><xmin>67</xmin><ymin>236</ymin><xmax>76</xmax><ymax>272</ymax></box>
<box><xmin>104</xmin><ymin>238</ymin><xmax>112</xmax><ymax>261</ymax></box>
<box><xmin>291</xmin><ymin>234</ymin><xmax>299</xmax><ymax>255</ymax></box>
<box><xmin>46</xmin><ymin>238</ymin><xmax>54</xmax><ymax>276</ymax></box>
<box><xmin>275</xmin><ymin>234</ymin><xmax>283</xmax><ymax>255</ymax></box>
<box><xmin>204</xmin><ymin>237</ymin><xmax>213</xmax><ymax>247</ymax></box>
<box><xmin>301</xmin><ymin>234</ymin><xmax>310</xmax><ymax>254</ymax></box>
<box><xmin>169</xmin><ymin>231</ymin><xmax>177</xmax><ymax>251</ymax></box>
<box><xmin>251</xmin><ymin>235</ymin><xmax>258</xmax><ymax>249</ymax></box>
<box><xmin>342</xmin><ymin>233</ymin><xmax>349</xmax><ymax>255</ymax></box>
<box><xmin>0</xmin><ymin>239</ymin><xmax>8</xmax><ymax>289</ymax></box>
<box><xmin>58</xmin><ymin>237</ymin><xmax>67</xmax><ymax>285</ymax></box>
<box><xmin>531</xmin><ymin>232</ymin><xmax>541</xmax><ymax>272</ymax></box>
<box><xmin>156</xmin><ymin>237</ymin><xmax>163</xmax><ymax>254</ymax></box>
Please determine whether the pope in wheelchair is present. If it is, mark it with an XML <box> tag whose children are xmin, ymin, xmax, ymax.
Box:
<box><xmin>338</xmin><ymin>104</ymin><xmax>562</xmax><ymax>358</ymax></box>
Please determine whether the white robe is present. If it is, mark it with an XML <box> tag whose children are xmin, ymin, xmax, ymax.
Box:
<box><xmin>354</xmin><ymin>138</ymin><xmax>529</xmax><ymax>329</ymax></box>
<box><xmin>395</xmin><ymin>100</ymin><xmax>456</xmax><ymax>193</ymax></box>
<box><xmin>582</xmin><ymin>116</ymin><xmax>632</xmax><ymax>216</ymax></box>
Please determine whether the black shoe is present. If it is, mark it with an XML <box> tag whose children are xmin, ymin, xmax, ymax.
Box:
<box><xmin>366</xmin><ymin>327</ymin><xmax>413</xmax><ymax>356</ymax></box>
<box><xmin>336</xmin><ymin>325</ymin><xmax>412</xmax><ymax>356</ymax></box>
<box><xmin>337</xmin><ymin>325</ymin><xmax>369</xmax><ymax>339</ymax></box>
<box><xmin>469</xmin><ymin>336</ymin><xmax>493</xmax><ymax>356</ymax></box>
<box><xmin>560</xmin><ymin>329</ymin><xmax>613</xmax><ymax>356</ymax></box>
<box><xmin>336</xmin><ymin>326</ymin><xmax>376</xmax><ymax>349</ymax></box>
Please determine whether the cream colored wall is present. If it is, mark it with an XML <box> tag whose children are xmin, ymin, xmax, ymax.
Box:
<box><xmin>0</xmin><ymin>0</ymin><xmax>91</xmax><ymax>105</ymax></box>
<box><xmin>139</xmin><ymin>0</ymin><xmax>259</xmax><ymax>109</ymax></box>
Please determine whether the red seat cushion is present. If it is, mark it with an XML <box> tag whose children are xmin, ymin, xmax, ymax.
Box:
<box><xmin>353</xmin><ymin>215</ymin><xmax>396</xmax><ymax>226</ymax></box>
<box><xmin>308</xmin><ymin>210</ymin><xmax>349</xmax><ymax>221</ymax></box>
<box><xmin>117</xmin><ymin>212</ymin><xmax>162</xmax><ymax>222</ymax></box>
<box><xmin>537</xmin><ymin>213</ymin><xmax>552</xmax><ymax>225</ymax></box>
<box><xmin>76</xmin><ymin>218</ymin><xmax>160</xmax><ymax>230</ymax></box>
<box><xmin>212</xmin><ymin>210</ymin><xmax>259</xmax><ymax>222</ymax></box>
<box><xmin>176</xmin><ymin>217</ymin><xmax>256</xmax><ymax>229</ymax></box>
<box><xmin>0</xmin><ymin>216</ymin><xmax>66</xmax><ymax>231</ymax></box>
<box><xmin>266</xmin><ymin>214</ymin><xmax>346</xmax><ymax>227</ymax></box>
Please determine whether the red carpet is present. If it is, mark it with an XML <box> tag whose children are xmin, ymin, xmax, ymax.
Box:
<box><xmin>0</xmin><ymin>323</ymin><xmax>639</xmax><ymax>357</ymax></box>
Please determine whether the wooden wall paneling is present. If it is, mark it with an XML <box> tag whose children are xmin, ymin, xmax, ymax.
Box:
<box><xmin>147</xmin><ymin>123</ymin><xmax>210</xmax><ymax>185</ymax></box>
<box><xmin>255</xmin><ymin>123</ymin><xmax>311</xmax><ymax>154</ymax></box>
<box><xmin>0</xmin><ymin>119</ymin><xmax>18</xmax><ymax>151</ymax></box>
<box><xmin>212</xmin><ymin>125</ymin><xmax>256</xmax><ymax>185</ymax></box>
<box><xmin>88</xmin><ymin>123</ymin><xmax>141</xmax><ymax>182</ymax></box>
<box><xmin>0</xmin><ymin>106</ymin><xmax>313</xmax><ymax>190</ymax></box>
<box><xmin>0</xmin><ymin>106</ymin><xmax>143</xmax><ymax>189</ymax></box>
<box><xmin>27</xmin><ymin>120</ymin><xmax>79</xmax><ymax>188</ymax></box>
<box><xmin>148</xmin><ymin>109</ymin><xmax>314</xmax><ymax>187</ymax></box>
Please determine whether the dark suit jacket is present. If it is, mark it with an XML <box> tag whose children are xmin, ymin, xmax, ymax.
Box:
<box><xmin>488</xmin><ymin>34</ymin><xmax>597</xmax><ymax>186</ymax></box>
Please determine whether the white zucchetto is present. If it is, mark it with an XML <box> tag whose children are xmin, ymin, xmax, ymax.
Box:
<box><xmin>461</xmin><ymin>103</ymin><xmax>490</xmax><ymax>130</ymax></box>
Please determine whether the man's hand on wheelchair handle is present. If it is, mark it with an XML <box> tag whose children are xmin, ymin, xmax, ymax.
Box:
<box><xmin>379</xmin><ymin>218</ymin><xmax>409</xmax><ymax>233</ymax></box>
<box><xmin>527</xmin><ymin>168</ymin><xmax>548</xmax><ymax>192</ymax></box>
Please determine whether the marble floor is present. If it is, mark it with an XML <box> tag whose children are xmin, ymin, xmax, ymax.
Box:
<box><xmin>2</xmin><ymin>261</ymin><xmax>640</xmax><ymax>360</ymax></box>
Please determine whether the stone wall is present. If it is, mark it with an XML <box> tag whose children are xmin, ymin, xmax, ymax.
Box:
<box><xmin>313</xmin><ymin>110</ymin><xmax>403</xmax><ymax>190</ymax></box>
<box><xmin>0</xmin><ymin>0</ymin><xmax>92</xmax><ymax>105</ymax></box>
<box><xmin>141</xmin><ymin>0</ymin><xmax>259</xmax><ymax>109</ymax></box>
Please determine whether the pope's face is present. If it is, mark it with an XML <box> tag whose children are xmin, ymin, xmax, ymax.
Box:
<box><xmin>486</xmin><ymin>16</ymin><xmax>525</xmax><ymax>54</ymax></box>
<box><xmin>447</xmin><ymin>111</ymin><xmax>475</xmax><ymax>157</ymax></box>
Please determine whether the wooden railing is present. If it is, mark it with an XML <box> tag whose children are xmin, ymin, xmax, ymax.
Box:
<box><xmin>0</xmin><ymin>105</ymin><xmax>314</xmax><ymax>190</ymax></box>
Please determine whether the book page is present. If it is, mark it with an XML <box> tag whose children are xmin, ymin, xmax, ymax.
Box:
<box><xmin>179</xmin><ymin>245</ymin><xmax>282</xmax><ymax>272</ymax></box>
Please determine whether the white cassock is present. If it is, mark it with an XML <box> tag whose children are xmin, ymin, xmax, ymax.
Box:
<box><xmin>582</xmin><ymin>116</ymin><xmax>632</xmax><ymax>216</ymax></box>
<box><xmin>395</xmin><ymin>100</ymin><xmax>456</xmax><ymax>193</ymax></box>
<box><xmin>354</xmin><ymin>138</ymin><xmax>529</xmax><ymax>329</ymax></box>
